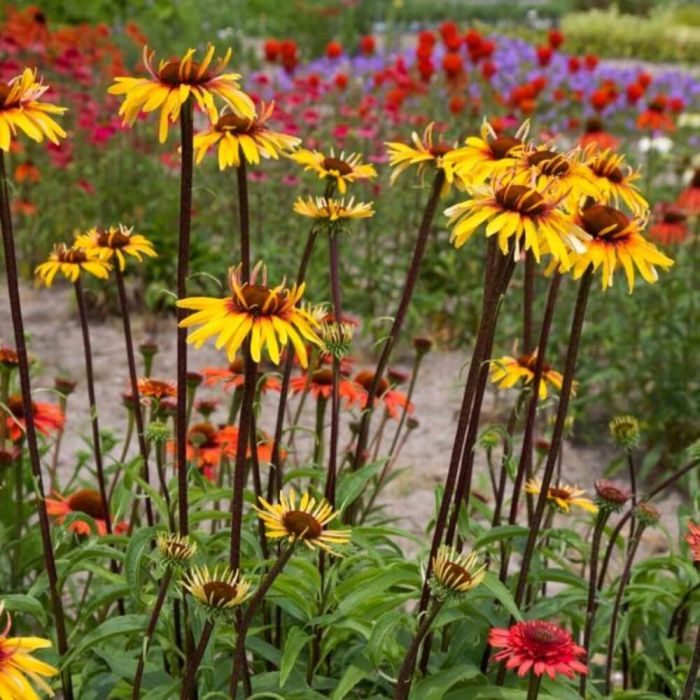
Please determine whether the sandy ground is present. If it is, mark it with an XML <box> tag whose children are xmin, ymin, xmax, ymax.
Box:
<box><xmin>0</xmin><ymin>280</ymin><xmax>681</xmax><ymax>563</ymax></box>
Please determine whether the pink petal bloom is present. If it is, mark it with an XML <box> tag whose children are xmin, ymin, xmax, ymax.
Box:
<box><xmin>489</xmin><ymin>621</ymin><xmax>588</xmax><ymax>680</ymax></box>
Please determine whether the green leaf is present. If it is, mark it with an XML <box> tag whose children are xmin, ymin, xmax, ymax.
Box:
<box><xmin>124</xmin><ymin>526</ymin><xmax>158</xmax><ymax>605</ymax></box>
<box><xmin>410</xmin><ymin>663</ymin><xmax>482</xmax><ymax>699</ymax></box>
<box><xmin>474</xmin><ymin>525</ymin><xmax>529</xmax><ymax>549</ymax></box>
<box><xmin>476</xmin><ymin>572</ymin><xmax>523</xmax><ymax>622</ymax></box>
<box><xmin>1</xmin><ymin>594</ymin><xmax>47</xmax><ymax>624</ymax></box>
<box><xmin>336</xmin><ymin>461</ymin><xmax>384</xmax><ymax>509</ymax></box>
<box><xmin>330</xmin><ymin>662</ymin><xmax>370</xmax><ymax>700</ymax></box>
<box><xmin>279</xmin><ymin>626</ymin><xmax>310</xmax><ymax>687</ymax></box>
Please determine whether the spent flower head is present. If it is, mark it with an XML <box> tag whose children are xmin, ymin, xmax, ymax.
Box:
<box><xmin>594</xmin><ymin>479</ymin><xmax>631</xmax><ymax>513</ymax></box>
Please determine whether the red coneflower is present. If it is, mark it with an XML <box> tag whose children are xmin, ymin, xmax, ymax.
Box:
<box><xmin>578</xmin><ymin>117</ymin><xmax>619</xmax><ymax>152</ymax></box>
<box><xmin>489</xmin><ymin>620</ymin><xmax>588</xmax><ymax>679</ymax></box>
<box><xmin>649</xmin><ymin>204</ymin><xmax>688</xmax><ymax>245</ymax></box>
<box><xmin>637</xmin><ymin>96</ymin><xmax>675</xmax><ymax>132</ymax></box>
<box><xmin>46</xmin><ymin>489</ymin><xmax>126</xmax><ymax>536</ymax></box>
<box><xmin>676</xmin><ymin>169</ymin><xmax>700</xmax><ymax>216</ymax></box>
<box><xmin>354</xmin><ymin>370</ymin><xmax>413</xmax><ymax>419</ymax></box>
<box><xmin>289</xmin><ymin>368</ymin><xmax>364</xmax><ymax>405</ymax></box>
<box><xmin>684</xmin><ymin>521</ymin><xmax>700</xmax><ymax>562</ymax></box>
<box><xmin>137</xmin><ymin>378</ymin><xmax>176</xmax><ymax>400</ymax></box>
<box><xmin>5</xmin><ymin>394</ymin><xmax>64</xmax><ymax>442</ymax></box>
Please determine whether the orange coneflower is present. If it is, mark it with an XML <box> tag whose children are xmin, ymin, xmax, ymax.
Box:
<box><xmin>74</xmin><ymin>224</ymin><xmax>156</xmax><ymax>271</ymax></box>
<box><xmin>201</xmin><ymin>359</ymin><xmax>281</xmax><ymax>393</ymax></box>
<box><xmin>489</xmin><ymin>620</ymin><xmax>588</xmax><ymax>680</ymax></box>
<box><xmin>354</xmin><ymin>370</ymin><xmax>413</xmax><ymax>419</ymax></box>
<box><xmin>578</xmin><ymin>117</ymin><xmax>618</xmax><ymax>152</ymax></box>
<box><xmin>585</xmin><ymin>148</ymin><xmax>648</xmax><ymax>216</ymax></box>
<box><xmin>35</xmin><ymin>244</ymin><xmax>111</xmax><ymax>286</ymax></box>
<box><xmin>5</xmin><ymin>394</ymin><xmax>64</xmax><ymax>442</ymax></box>
<box><xmin>636</xmin><ymin>96</ymin><xmax>675</xmax><ymax>132</ymax></box>
<box><xmin>108</xmin><ymin>45</ymin><xmax>255</xmax><ymax>143</ymax></box>
<box><xmin>291</xmin><ymin>148</ymin><xmax>377</xmax><ymax>194</ymax></box>
<box><xmin>489</xmin><ymin>352</ymin><xmax>564</xmax><ymax>400</ymax></box>
<box><xmin>14</xmin><ymin>161</ymin><xmax>41</xmax><ymax>183</ymax></box>
<box><xmin>289</xmin><ymin>368</ymin><xmax>364</xmax><ymax>405</ymax></box>
<box><xmin>46</xmin><ymin>488</ymin><xmax>126</xmax><ymax>536</ymax></box>
<box><xmin>648</xmin><ymin>204</ymin><xmax>688</xmax><ymax>246</ymax></box>
<box><xmin>2</xmin><ymin>6</ymin><xmax>51</xmax><ymax>49</ymax></box>
<box><xmin>0</xmin><ymin>346</ymin><xmax>20</xmax><ymax>370</ymax></box>
<box><xmin>137</xmin><ymin>378</ymin><xmax>177</xmax><ymax>400</ymax></box>
<box><xmin>676</xmin><ymin>169</ymin><xmax>700</xmax><ymax>216</ymax></box>
<box><xmin>684</xmin><ymin>521</ymin><xmax>700</xmax><ymax>562</ymax></box>
<box><xmin>525</xmin><ymin>478</ymin><xmax>597</xmax><ymax>514</ymax></box>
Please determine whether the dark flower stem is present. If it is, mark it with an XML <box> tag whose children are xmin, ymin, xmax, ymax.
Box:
<box><xmin>230</xmin><ymin>542</ymin><xmax>297</xmax><ymax>698</ymax></box>
<box><xmin>580</xmin><ymin>509</ymin><xmax>611</xmax><ymax>696</ymax></box>
<box><xmin>681</xmin><ymin>610</ymin><xmax>700</xmax><ymax>699</ymax></box>
<box><xmin>350</xmin><ymin>170</ymin><xmax>445</xmax><ymax>476</ymax></box>
<box><xmin>179</xmin><ymin>618</ymin><xmax>214</xmax><ymax>700</ymax></box>
<box><xmin>176</xmin><ymin>98</ymin><xmax>194</xmax><ymax>536</ymax></box>
<box><xmin>526</xmin><ymin>673</ymin><xmax>543</xmax><ymax>700</ymax></box>
<box><xmin>74</xmin><ymin>279</ymin><xmax>114</xmax><ymax>538</ymax></box>
<box><xmin>249</xmin><ymin>411</ymin><xmax>269</xmax><ymax>560</ymax></box>
<box><xmin>511</xmin><ymin>266</ymin><xmax>594</xmax><ymax>612</ymax></box>
<box><xmin>603</xmin><ymin>524</ymin><xmax>646</xmax><ymax>695</ymax></box>
<box><xmin>0</xmin><ymin>150</ymin><xmax>73</xmax><ymax>699</ymax></box>
<box><xmin>523</xmin><ymin>251</ymin><xmax>536</xmax><ymax>353</ymax></box>
<box><xmin>326</xmin><ymin>233</ymin><xmax>342</xmax><ymax>507</ymax></box>
<box><xmin>237</xmin><ymin>157</ymin><xmax>250</xmax><ymax>280</ymax></box>
<box><xmin>626</xmin><ymin>449</ymin><xmax>637</xmax><ymax>542</ymax></box>
<box><xmin>132</xmin><ymin>566</ymin><xmax>173</xmax><ymax>699</ymax></box>
<box><xmin>115</xmin><ymin>267</ymin><xmax>154</xmax><ymax>527</ymax></box>
<box><xmin>393</xmin><ymin>599</ymin><xmax>444</xmax><ymax>700</ymax></box>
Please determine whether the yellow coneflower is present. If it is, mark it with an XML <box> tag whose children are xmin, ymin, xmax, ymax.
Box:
<box><xmin>193</xmin><ymin>101</ymin><xmax>300</xmax><ymax>169</ymax></box>
<box><xmin>571</xmin><ymin>203</ymin><xmax>673</xmax><ymax>292</ymax></box>
<box><xmin>445</xmin><ymin>180</ymin><xmax>588</xmax><ymax>266</ymax></box>
<box><xmin>177</xmin><ymin>262</ymin><xmax>322</xmax><ymax>367</ymax></box>
<box><xmin>74</xmin><ymin>224</ymin><xmax>156</xmax><ymax>271</ymax></box>
<box><xmin>290</xmin><ymin>148</ymin><xmax>376</xmax><ymax>194</ymax></box>
<box><xmin>255</xmin><ymin>489</ymin><xmax>351</xmax><ymax>554</ymax></box>
<box><xmin>489</xmin><ymin>352</ymin><xmax>565</xmax><ymax>400</ymax></box>
<box><xmin>183</xmin><ymin>565</ymin><xmax>250</xmax><ymax>614</ymax></box>
<box><xmin>0</xmin><ymin>68</ymin><xmax>66</xmax><ymax>150</ymax></box>
<box><xmin>293</xmin><ymin>196</ymin><xmax>374</xmax><ymax>222</ymax></box>
<box><xmin>443</xmin><ymin>119</ymin><xmax>528</xmax><ymax>186</ymax></box>
<box><xmin>430</xmin><ymin>545</ymin><xmax>486</xmax><ymax>599</ymax></box>
<box><xmin>584</xmin><ymin>148</ymin><xmax>648</xmax><ymax>216</ymax></box>
<box><xmin>525</xmin><ymin>478</ymin><xmax>598</xmax><ymax>514</ymax></box>
<box><xmin>108</xmin><ymin>45</ymin><xmax>255</xmax><ymax>143</ymax></box>
<box><xmin>35</xmin><ymin>244</ymin><xmax>111</xmax><ymax>286</ymax></box>
<box><xmin>385</xmin><ymin>122</ymin><xmax>458</xmax><ymax>189</ymax></box>
<box><xmin>0</xmin><ymin>601</ymin><xmax>58</xmax><ymax>699</ymax></box>
<box><xmin>156</xmin><ymin>532</ymin><xmax>197</xmax><ymax>566</ymax></box>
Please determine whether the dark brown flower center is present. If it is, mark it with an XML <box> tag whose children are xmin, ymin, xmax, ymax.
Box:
<box><xmin>495</xmin><ymin>185</ymin><xmax>547</xmax><ymax>216</ymax></box>
<box><xmin>68</xmin><ymin>488</ymin><xmax>107</xmax><ymax>520</ymax></box>
<box><xmin>202</xmin><ymin>581</ymin><xmax>239</xmax><ymax>606</ymax></box>
<box><xmin>311</xmin><ymin>369</ymin><xmax>333</xmax><ymax>385</ymax></box>
<box><xmin>528</xmin><ymin>150</ymin><xmax>570</xmax><ymax>177</ymax></box>
<box><xmin>580</xmin><ymin>204</ymin><xmax>630</xmax><ymax>239</ymax></box>
<box><xmin>595</xmin><ymin>481</ymin><xmax>629</xmax><ymax>504</ymax></box>
<box><xmin>140</xmin><ymin>379</ymin><xmax>175</xmax><ymax>398</ymax></box>
<box><xmin>216</xmin><ymin>113</ymin><xmax>254</xmax><ymax>132</ymax></box>
<box><xmin>322</xmin><ymin>157</ymin><xmax>353</xmax><ymax>175</ymax></box>
<box><xmin>523</xmin><ymin>622</ymin><xmax>562</xmax><ymax>646</ymax></box>
<box><xmin>442</xmin><ymin>562</ymin><xmax>472</xmax><ymax>585</ymax></box>
<box><xmin>590</xmin><ymin>158</ymin><xmax>624</xmax><ymax>184</ymax></box>
<box><xmin>228</xmin><ymin>357</ymin><xmax>244</xmax><ymax>374</ymax></box>
<box><xmin>0</xmin><ymin>348</ymin><xmax>19</xmax><ymax>367</ymax></box>
<box><xmin>585</xmin><ymin>117</ymin><xmax>604</xmax><ymax>134</ymax></box>
<box><xmin>489</xmin><ymin>136</ymin><xmax>521</xmax><ymax>160</ymax></box>
<box><xmin>516</xmin><ymin>353</ymin><xmax>551</xmax><ymax>373</ymax></box>
<box><xmin>430</xmin><ymin>143</ymin><xmax>452</xmax><ymax>157</ymax></box>
<box><xmin>57</xmin><ymin>249</ymin><xmax>88</xmax><ymax>264</ymax></box>
<box><xmin>233</xmin><ymin>284</ymin><xmax>284</xmax><ymax>315</ymax></box>
<box><xmin>0</xmin><ymin>83</ymin><xmax>11</xmax><ymax>108</ymax></box>
<box><xmin>283</xmin><ymin>510</ymin><xmax>322</xmax><ymax>539</ymax></box>
<box><xmin>548</xmin><ymin>486</ymin><xmax>572</xmax><ymax>500</ymax></box>
<box><xmin>159</xmin><ymin>60</ymin><xmax>210</xmax><ymax>85</ymax></box>
<box><xmin>6</xmin><ymin>395</ymin><xmax>33</xmax><ymax>418</ymax></box>
<box><xmin>649</xmin><ymin>99</ymin><xmax>665</xmax><ymax>113</ymax></box>
<box><xmin>97</xmin><ymin>229</ymin><xmax>130</xmax><ymax>249</ymax></box>
<box><xmin>354</xmin><ymin>371</ymin><xmax>389</xmax><ymax>396</ymax></box>
<box><xmin>692</xmin><ymin>170</ymin><xmax>700</xmax><ymax>189</ymax></box>
<box><xmin>188</xmin><ymin>423</ymin><xmax>218</xmax><ymax>448</ymax></box>
<box><xmin>663</xmin><ymin>209</ymin><xmax>686</xmax><ymax>224</ymax></box>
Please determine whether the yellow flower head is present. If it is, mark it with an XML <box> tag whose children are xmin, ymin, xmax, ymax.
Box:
<box><xmin>293</xmin><ymin>196</ymin><xmax>374</xmax><ymax>224</ymax></box>
<box><xmin>584</xmin><ymin>148</ymin><xmax>648</xmax><ymax>216</ymax></box>
<box><xmin>443</xmin><ymin>119</ymin><xmax>528</xmax><ymax>187</ymax></box>
<box><xmin>74</xmin><ymin>224</ymin><xmax>156</xmax><ymax>271</ymax></box>
<box><xmin>489</xmin><ymin>351</ymin><xmax>565</xmax><ymax>400</ymax></box>
<box><xmin>525</xmin><ymin>478</ymin><xmax>598</xmax><ymax>514</ymax></box>
<box><xmin>0</xmin><ymin>601</ymin><xmax>58</xmax><ymax>699</ymax></box>
<box><xmin>255</xmin><ymin>489</ymin><xmax>351</xmax><ymax>554</ymax></box>
<box><xmin>570</xmin><ymin>203</ymin><xmax>673</xmax><ymax>292</ymax></box>
<box><xmin>0</xmin><ymin>68</ymin><xmax>66</xmax><ymax>151</ymax></box>
<box><xmin>291</xmin><ymin>148</ymin><xmax>377</xmax><ymax>194</ymax></box>
<box><xmin>108</xmin><ymin>44</ymin><xmax>255</xmax><ymax>143</ymax></box>
<box><xmin>385</xmin><ymin>122</ymin><xmax>458</xmax><ymax>190</ymax></box>
<box><xmin>194</xmin><ymin>101</ymin><xmax>300</xmax><ymax>169</ymax></box>
<box><xmin>430</xmin><ymin>545</ymin><xmax>486</xmax><ymax>599</ymax></box>
<box><xmin>35</xmin><ymin>244</ymin><xmax>111</xmax><ymax>286</ymax></box>
<box><xmin>445</xmin><ymin>180</ymin><xmax>589</xmax><ymax>268</ymax></box>
<box><xmin>183</xmin><ymin>565</ymin><xmax>250</xmax><ymax>615</ymax></box>
<box><xmin>177</xmin><ymin>262</ymin><xmax>322</xmax><ymax>367</ymax></box>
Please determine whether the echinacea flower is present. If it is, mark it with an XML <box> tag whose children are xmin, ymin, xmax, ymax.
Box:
<box><xmin>0</xmin><ymin>346</ymin><xmax>20</xmax><ymax>371</ymax></box>
<box><xmin>430</xmin><ymin>545</ymin><xmax>486</xmax><ymax>599</ymax></box>
<box><xmin>255</xmin><ymin>489</ymin><xmax>351</xmax><ymax>553</ymax></box>
<box><xmin>183</xmin><ymin>565</ymin><xmax>251</xmax><ymax>615</ymax></box>
<box><xmin>289</xmin><ymin>368</ymin><xmax>364</xmax><ymax>404</ymax></box>
<box><xmin>570</xmin><ymin>204</ymin><xmax>673</xmax><ymax>292</ymax></box>
<box><xmin>525</xmin><ymin>478</ymin><xmax>598</xmax><ymax>514</ymax></box>
<box><xmin>291</xmin><ymin>148</ymin><xmax>377</xmax><ymax>194</ymax></box>
<box><xmin>74</xmin><ymin>224</ymin><xmax>156</xmax><ymax>271</ymax></box>
<box><xmin>108</xmin><ymin>45</ymin><xmax>255</xmax><ymax>143</ymax></box>
<box><xmin>353</xmin><ymin>370</ymin><xmax>413</xmax><ymax>419</ymax></box>
<box><xmin>444</xmin><ymin>119</ymin><xmax>528</xmax><ymax>186</ymax></box>
<box><xmin>594</xmin><ymin>479</ymin><xmax>631</xmax><ymax>512</ymax></box>
<box><xmin>293</xmin><ymin>196</ymin><xmax>374</xmax><ymax>224</ymax></box>
<box><xmin>201</xmin><ymin>359</ymin><xmax>281</xmax><ymax>393</ymax></box>
<box><xmin>137</xmin><ymin>378</ymin><xmax>176</xmax><ymax>400</ymax></box>
<box><xmin>177</xmin><ymin>263</ymin><xmax>322</xmax><ymax>367</ymax></box>
<box><xmin>35</xmin><ymin>244</ymin><xmax>111</xmax><ymax>286</ymax></box>
<box><xmin>648</xmin><ymin>204</ymin><xmax>688</xmax><ymax>245</ymax></box>
<box><xmin>0</xmin><ymin>68</ymin><xmax>66</xmax><ymax>150</ymax></box>
<box><xmin>489</xmin><ymin>620</ymin><xmax>588</xmax><ymax>679</ymax></box>
<box><xmin>684</xmin><ymin>521</ymin><xmax>700</xmax><ymax>562</ymax></box>
<box><xmin>676</xmin><ymin>170</ymin><xmax>700</xmax><ymax>216</ymax></box>
<box><xmin>489</xmin><ymin>352</ymin><xmax>564</xmax><ymax>400</ymax></box>
<box><xmin>173</xmin><ymin>422</ymin><xmax>238</xmax><ymax>480</ymax></box>
<box><xmin>5</xmin><ymin>394</ymin><xmax>64</xmax><ymax>442</ymax></box>
<box><xmin>157</xmin><ymin>532</ymin><xmax>197</xmax><ymax>566</ymax></box>
<box><xmin>45</xmin><ymin>488</ymin><xmax>126</xmax><ymax>536</ymax></box>
<box><xmin>385</xmin><ymin>122</ymin><xmax>458</xmax><ymax>188</ymax></box>
<box><xmin>0</xmin><ymin>601</ymin><xmax>58</xmax><ymax>699</ymax></box>
<box><xmin>609</xmin><ymin>415</ymin><xmax>641</xmax><ymax>448</ymax></box>
<box><xmin>578</xmin><ymin>117</ymin><xmax>619</xmax><ymax>152</ymax></box>
<box><xmin>193</xmin><ymin>101</ymin><xmax>300</xmax><ymax>169</ymax></box>
<box><xmin>445</xmin><ymin>181</ymin><xmax>588</xmax><ymax>266</ymax></box>
<box><xmin>585</xmin><ymin>148</ymin><xmax>648</xmax><ymax>216</ymax></box>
